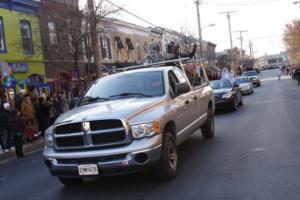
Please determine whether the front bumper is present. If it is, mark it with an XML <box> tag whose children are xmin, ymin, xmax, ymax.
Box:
<box><xmin>241</xmin><ymin>88</ymin><xmax>251</xmax><ymax>94</ymax></box>
<box><xmin>252</xmin><ymin>79</ymin><xmax>261</xmax><ymax>86</ymax></box>
<box><xmin>43</xmin><ymin>135</ymin><xmax>162</xmax><ymax>178</ymax></box>
<box><xmin>215</xmin><ymin>98</ymin><xmax>234</xmax><ymax>109</ymax></box>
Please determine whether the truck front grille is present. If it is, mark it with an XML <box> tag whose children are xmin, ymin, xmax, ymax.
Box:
<box><xmin>53</xmin><ymin>120</ymin><xmax>130</xmax><ymax>150</ymax></box>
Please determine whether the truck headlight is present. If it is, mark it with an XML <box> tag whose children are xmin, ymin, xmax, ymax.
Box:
<box><xmin>222</xmin><ymin>92</ymin><xmax>233</xmax><ymax>99</ymax></box>
<box><xmin>45</xmin><ymin>128</ymin><xmax>54</xmax><ymax>147</ymax></box>
<box><xmin>131</xmin><ymin>121</ymin><xmax>161</xmax><ymax>139</ymax></box>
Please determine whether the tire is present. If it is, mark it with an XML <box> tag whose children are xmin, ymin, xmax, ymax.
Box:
<box><xmin>239</xmin><ymin>94</ymin><xmax>243</xmax><ymax>106</ymax></box>
<box><xmin>232</xmin><ymin>97</ymin><xmax>238</xmax><ymax>111</ymax></box>
<box><xmin>58</xmin><ymin>177</ymin><xmax>83</xmax><ymax>186</ymax></box>
<box><xmin>201</xmin><ymin>108</ymin><xmax>215</xmax><ymax>138</ymax></box>
<box><xmin>154</xmin><ymin>132</ymin><xmax>178</xmax><ymax>181</ymax></box>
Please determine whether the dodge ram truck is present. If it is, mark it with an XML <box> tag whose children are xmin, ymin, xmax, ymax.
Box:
<box><xmin>43</xmin><ymin>61</ymin><xmax>215</xmax><ymax>185</ymax></box>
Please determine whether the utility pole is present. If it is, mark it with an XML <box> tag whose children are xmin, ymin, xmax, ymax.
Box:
<box><xmin>249</xmin><ymin>40</ymin><xmax>253</xmax><ymax>60</ymax></box>
<box><xmin>88</xmin><ymin>0</ymin><xmax>102</xmax><ymax>78</ymax></box>
<box><xmin>236</xmin><ymin>30</ymin><xmax>248</xmax><ymax>66</ymax></box>
<box><xmin>195</xmin><ymin>0</ymin><xmax>203</xmax><ymax>59</ymax></box>
<box><xmin>220</xmin><ymin>11</ymin><xmax>237</xmax><ymax>49</ymax></box>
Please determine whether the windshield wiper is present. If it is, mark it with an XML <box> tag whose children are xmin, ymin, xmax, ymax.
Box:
<box><xmin>79</xmin><ymin>96</ymin><xmax>110</xmax><ymax>105</ymax></box>
<box><xmin>110</xmin><ymin>92</ymin><xmax>152</xmax><ymax>98</ymax></box>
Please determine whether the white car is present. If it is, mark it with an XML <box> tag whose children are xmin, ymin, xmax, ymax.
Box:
<box><xmin>235</xmin><ymin>76</ymin><xmax>253</xmax><ymax>95</ymax></box>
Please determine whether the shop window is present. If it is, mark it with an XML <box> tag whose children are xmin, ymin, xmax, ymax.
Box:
<box><xmin>0</xmin><ymin>17</ymin><xmax>6</xmax><ymax>52</ymax></box>
<box><xmin>20</xmin><ymin>20</ymin><xmax>33</xmax><ymax>54</ymax></box>
<box><xmin>48</xmin><ymin>21</ymin><xmax>58</xmax><ymax>46</ymax></box>
<box><xmin>100</xmin><ymin>36</ymin><xmax>112</xmax><ymax>60</ymax></box>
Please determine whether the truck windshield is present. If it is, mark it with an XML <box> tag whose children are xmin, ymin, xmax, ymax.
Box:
<box><xmin>79</xmin><ymin>71</ymin><xmax>165</xmax><ymax>105</ymax></box>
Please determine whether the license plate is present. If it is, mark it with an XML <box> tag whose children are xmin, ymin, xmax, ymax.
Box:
<box><xmin>78</xmin><ymin>164</ymin><xmax>99</xmax><ymax>176</ymax></box>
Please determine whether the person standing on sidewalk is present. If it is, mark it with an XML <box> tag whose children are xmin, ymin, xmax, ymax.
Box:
<box><xmin>295</xmin><ymin>68</ymin><xmax>300</xmax><ymax>86</ymax></box>
<box><xmin>37</xmin><ymin>96</ymin><xmax>50</xmax><ymax>136</ymax></box>
<box><xmin>21</xmin><ymin>94</ymin><xmax>36</xmax><ymax>125</ymax></box>
<box><xmin>9</xmin><ymin>110</ymin><xmax>25</xmax><ymax>158</ymax></box>
<box><xmin>0</xmin><ymin>103</ymin><xmax>11</xmax><ymax>152</ymax></box>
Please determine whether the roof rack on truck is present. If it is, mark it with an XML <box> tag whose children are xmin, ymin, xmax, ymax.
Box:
<box><xmin>117</xmin><ymin>57</ymin><xmax>191</xmax><ymax>72</ymax></box>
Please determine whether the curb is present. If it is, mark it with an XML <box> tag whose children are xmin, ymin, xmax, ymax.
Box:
<box><xmin>0</xmin><ymin>138</ymin><xmax>45</xmax><ymax>164</ymax></box>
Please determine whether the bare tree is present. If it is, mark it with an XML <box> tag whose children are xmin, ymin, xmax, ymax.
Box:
<box><xmin>283</xmin><ymin>20</ymin><xmax>300</xmax><ymax>64</ymax></box>
<box><xmin>180</xmin><ymin>25</ymin><xmax>196</xmax><ymax>55</ymax></box>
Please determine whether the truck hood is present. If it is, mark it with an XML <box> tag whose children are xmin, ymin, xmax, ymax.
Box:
<box><xmin>55</xmin><ymin>97</ymin><xmax>165</xmax><ymax>124</ymax></box>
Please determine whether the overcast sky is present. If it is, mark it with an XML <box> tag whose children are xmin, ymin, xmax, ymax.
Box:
<box><xmin>80</xmin><ymin>0</ymin><xmax>300</xmax><ymax>57</ymax></box>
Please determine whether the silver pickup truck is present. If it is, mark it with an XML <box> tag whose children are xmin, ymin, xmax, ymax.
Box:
<box><xmin>43</xmin><ymin>62</ymin><xmax>215</xmax><ymax>185</ymax></box>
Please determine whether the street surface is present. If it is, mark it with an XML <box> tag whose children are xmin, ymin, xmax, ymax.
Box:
<box><xmin>1</xmin><ymin>70</ymin><xmax>300</xmax><ymax>200</ymax></box>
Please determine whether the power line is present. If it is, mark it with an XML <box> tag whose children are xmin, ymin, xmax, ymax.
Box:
<box><xmin>207</xmin><ymin>0</ymin><xmax>286</xmax><ymax>6</ymax></box>
<box><xmin>104</xmin><ymin>0</ymin><xmax>158</xmax><ymax>27</ymax></box>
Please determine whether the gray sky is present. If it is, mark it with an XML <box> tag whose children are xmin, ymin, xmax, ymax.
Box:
<box><xmin>80</xmin><ymin>0</ymin><xmax>300</xmax><ymax>57</ymax></box>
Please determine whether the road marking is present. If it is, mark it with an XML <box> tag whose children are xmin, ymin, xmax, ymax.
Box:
<box><xmin>253</xmin><ymin>148</ymin><xmax>265</xmax><ymax>152</ymax></box>
<box><xmin>261</xmin><ymin>76</ymin><xmax>291</xmax><ymax>82</ymax></box>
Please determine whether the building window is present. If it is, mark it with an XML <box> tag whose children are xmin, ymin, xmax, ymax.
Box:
<box><xmin>0</xmin><ymin>17</ymin><xmax>6</xmax><ymax>52</ymax></box>
<box><xmin>20</xmin><ymin>20</ymin><xmax>33</xmax><ymax>54</ymax></box>
<box><xmin>126</xmin><ymin>38</ymin><xmax>134</xmax><ymax>61</ymax></box>
<box><xmin>100</xmin><ymin>36</ymin><xmax>112</xmax><ymax>60</ymax></box>
<box><xmin>48</xmin><ymin>21</ymin><xmax>58</xmax><ymax>46</ymax></box>
<box><xmin>115</xmin><ymin>36</ymin><xmax>123</xmax><ymax>61</ymax></box>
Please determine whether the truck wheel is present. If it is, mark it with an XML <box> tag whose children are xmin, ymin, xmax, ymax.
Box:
<box><xmin>239</xmin><ymin>95</ymin><xmax>244</xmax><ymax>106</ymax></box>
<box><xmin>232</xmin><ymin>97</ymin><xmax>238</xmax><ymax>111</ymax></box>
<box><xmin>155</xmin><ymin>131</ymin><xmax>178</xmax><ymax>181</ymax></box>
<box><xmin>58</xmin><ymin>177</ymin><xmax>83</xmax><ymax>186</ymax></box>
<box><xmin>201</xmin><ymin>108</ymin><xmax>215</xmax><ymax>138</ymax></box>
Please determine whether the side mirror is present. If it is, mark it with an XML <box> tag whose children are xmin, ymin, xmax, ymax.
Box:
<box><xmin>70</xmin><ymin>97</ymin><xmax>80</xmax><ymax>108</ymax></box>
<box><xmin>233</xmin><ymin>83</ymin><xmax>239</xmax><ymax>88</ymax></box>
<box><xmin>175</xmin><ymin>82</ymin><xmax>190</xmax><ymax>96</ymax></box>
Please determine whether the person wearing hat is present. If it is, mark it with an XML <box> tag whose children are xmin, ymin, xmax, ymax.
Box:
<box><xmin>0</xmin><ymin>103</ymin><xmax>11</xmax><ymax>152</ymax></box>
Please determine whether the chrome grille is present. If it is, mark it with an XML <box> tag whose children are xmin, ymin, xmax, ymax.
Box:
<box><xmin>53</xmin><ymin>120</ymin><xmax>130</xmax><ymax>150</ymax></box>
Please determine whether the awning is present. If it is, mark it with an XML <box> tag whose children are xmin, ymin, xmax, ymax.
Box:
<box><xmin>126</xmin><ymin>38</ymin><xmax>134</xmax><ymax>50</ymax></box>
<box><xmin>115</xmin><ymin>36</ymin><xmax>124</xmax><ymax>49</ymax></box>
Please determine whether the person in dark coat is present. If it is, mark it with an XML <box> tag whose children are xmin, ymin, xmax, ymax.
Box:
<box><xmin>295</xmin><ymin>68</ymin><xmax>300</xmax><ymax>86</ymax></box>
<box><xmin>0</xmin><ymin>103</ymin><xmax>11</xmax><ymax>152</ymax></box>
<box><xmin>9</xmin><ymin>110</ymin><xmax>25</xmax><ymax>158</ymax></box>
<box><xmin>37</xmin><ymin>97</ymin><xmax>50</xmax><ymax>136</ymax></box>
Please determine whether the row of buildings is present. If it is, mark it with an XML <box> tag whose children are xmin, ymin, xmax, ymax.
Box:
<box><xmin>0</xmin><ymin>0</ymin><xmax>217</xmax><ymax>97</ymax></box>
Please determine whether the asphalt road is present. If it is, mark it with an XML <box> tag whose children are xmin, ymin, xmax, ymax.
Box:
<box><xmin>1</xmin><ymin>70</ymin><xmax>300</xmax><ymax>200</ymax></box>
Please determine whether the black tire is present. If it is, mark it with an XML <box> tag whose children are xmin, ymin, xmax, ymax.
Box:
<box><xmin>58</xmin><ymin>177</ymin><xmax>83</xmax><ymax>186</ymax></box>
<box><xmin>154</xmin><ymin>132</ymin><xmax>178</xmax><ymax>181</ymax></box>
<box><xmin>232</xmin><ymin>97</ymin><xmax>238</xmax><ymax>111</ymax></box>
<box><xmin>239</xmin><ymin>94</ymin><xmax>243</xmax><ymax>106</ymax></box>
<box><xmin>201</xmin><ymin>108</ymin><xmax>215</xmax><ymax>138</ymax></box>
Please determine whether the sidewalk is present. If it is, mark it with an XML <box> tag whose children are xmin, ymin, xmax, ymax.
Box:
<box><xmin>0</xmin><ymin>137</ymin><xmax>45</xmax><ymax>163</ymax></box>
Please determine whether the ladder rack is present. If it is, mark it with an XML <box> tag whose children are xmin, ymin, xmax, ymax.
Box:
<box><xmin>117</xmin><ymin>57</ymin><xmax>192</xmax><ymax>72</ymax></box>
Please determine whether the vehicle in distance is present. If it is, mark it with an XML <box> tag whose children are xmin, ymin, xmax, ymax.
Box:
<box><xmin>211</xmin><ymin>79</ymin><xmax>243</xmax><ymax>111</ymax></box>
<box><xmin>43</xmin><ymin>61</ymin><xmax>215</xmax><ymax>185</ymax></box>
<box><xmin>235</xmin><ymin>76</ymin><xmax>253</xmax><ymax>95</ymax></box>
<box><xmin>242</xmin><ymin>71</ymin><xmax>261</xmax><ymax>87</ymax></box>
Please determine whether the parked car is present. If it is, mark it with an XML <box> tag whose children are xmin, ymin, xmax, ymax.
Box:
<box><xmin>235</xmin><ymin>76</ymin><xmax>253</xmax><ymax>95</ymax></box>
<box><xmin>211</xmin><ymin>79</ymin><xmax>243</xmax><ymax>111</ymax></box>
<box><xmin>242</xmin><ymin>71</ymin><xmax>261</xmax><ymax>87</ymax></box>
<box><xmin>43</xmin><ymin>60</ymin><xmax>215</xmax><ymax>185</ymax></box>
